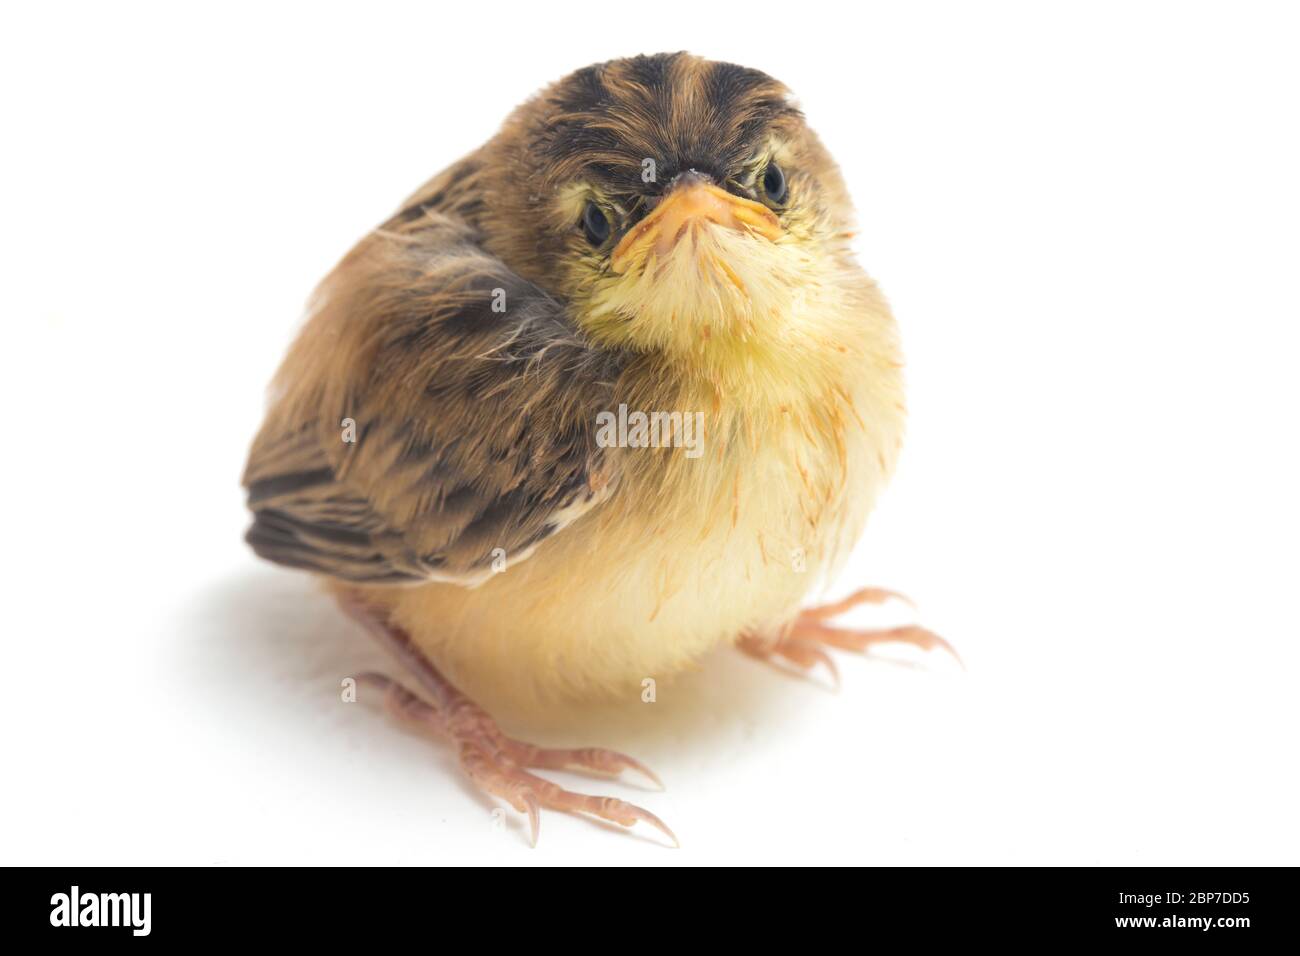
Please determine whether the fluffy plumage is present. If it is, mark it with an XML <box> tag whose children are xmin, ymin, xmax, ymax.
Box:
<box><xmin>244</xmin><ymin>52</ymin><xmax>905</xmax><ymax>713</ymax></box>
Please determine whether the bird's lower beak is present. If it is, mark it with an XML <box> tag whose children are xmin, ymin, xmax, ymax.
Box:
<box><xmin>610</xmin><ymin>173</ymin><xmax>783</xmax><ymax>274</ymax></box>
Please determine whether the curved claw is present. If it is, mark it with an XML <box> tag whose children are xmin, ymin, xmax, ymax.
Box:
<box><xmin>806</xmin><ymin>621</ymin><xmax>965</xmax><ymax>670</ymax></box>
<box><xmin>516</xmin><ymin>745</ymin><xmax>665</xmax><ymax>790</ymax></box>
<box><xmin>523</xmin><ymin>791</ymin><xmax>541</xmax><ymax>848</ymax></box>
<box><xmin>738</xmin><ymin>633</ymin><xmax>841</xmax><ymax>688</ymax></box>
<box><xmin>809</xmin><ymin>642</ymin><xmax>841</xmax><ymax>689</ymax></box>
<box><xmin>620</xmin><ymin>802</ymin><xmax>680</xmax><ymax>848</ymax></box>
<box><xmin>805</xmin><ymin>587</ymin><xmax>917</xmax><ymax>620</ymax></box>
<box><xmin>597</xmin><ymin>752</ymin><xmax>664</xmax><ymax>790</ymax></box>
<box><xmin>782</xmin><ymin>638</ymin><xmax>841</xmax><ymax>689</ymax></box>
<box><xmin>910</xmin><ymin>627</ymin><xmax>966</xmax><ymax>670</ymax></box>
<box><xmin>579</xmin><ymin>796</ymin><xmax>679</xmax><ymax>848</ymax></box>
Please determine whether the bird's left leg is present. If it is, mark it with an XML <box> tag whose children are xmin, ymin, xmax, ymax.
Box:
<box><xmin>739</xmin><ymin>587</ymin><xmax>962</xmax><ymax>684</ymax></box>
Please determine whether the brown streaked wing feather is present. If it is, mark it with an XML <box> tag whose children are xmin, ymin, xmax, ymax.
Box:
<box><xmin>243</xmin><ymin>211</ymin><xmax>622</xmax><ymax>585</ymax></box>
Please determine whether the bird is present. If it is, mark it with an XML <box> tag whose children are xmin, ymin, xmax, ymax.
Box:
<box><xmin>242</xmin><ymin>51</ymin><xmax>953</xmax><ymax>846</ymax></box>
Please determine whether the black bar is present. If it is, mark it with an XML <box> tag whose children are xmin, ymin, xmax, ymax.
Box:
<box><xmin>4</xmin><ymin>867</ymin><xmax>1291</xmax><ymax>944</ymax></box>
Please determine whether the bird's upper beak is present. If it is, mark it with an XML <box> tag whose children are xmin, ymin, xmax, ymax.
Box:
<box><xmin>610</xmin><ymin>171</ymin><xmax>783</xmax><ymax>274</ymax></box>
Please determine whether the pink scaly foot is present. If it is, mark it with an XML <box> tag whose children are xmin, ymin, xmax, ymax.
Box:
<box><xmin>343</xmin><ymin>600</ymin><xmax>677</xmax><ymax>848</ymax></box>
<box><xmin>739</xmin><ymin>587</ymin><xmax>962</xmax><ymax>685</ymax></box>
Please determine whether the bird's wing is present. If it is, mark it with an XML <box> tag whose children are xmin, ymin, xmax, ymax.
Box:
<box><xmin>242</xmin><ymin>212</ymin><xmax>622</xmax><ymax>585</ymax></box>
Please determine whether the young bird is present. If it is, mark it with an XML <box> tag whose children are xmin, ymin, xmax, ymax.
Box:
<box><xmin>243</xmin><ymin>52</ymin><xmax>950</xmax><ymax>845</ymax></box>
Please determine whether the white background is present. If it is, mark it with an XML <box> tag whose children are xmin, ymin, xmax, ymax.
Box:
<box><xmin>3</xmin><ymin>1</ymin><xmax>1297</xmax><ymax>865</ymax></box>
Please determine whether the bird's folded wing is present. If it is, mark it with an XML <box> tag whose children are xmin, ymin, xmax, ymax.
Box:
<box><xmin>242</xmin><ymin>214</ymin><xmax>622</xmax><ymax>585</ymax></box>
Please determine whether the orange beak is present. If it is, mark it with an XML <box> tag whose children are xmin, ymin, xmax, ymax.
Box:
<box><xmin>610</xmin><ymin>172</ymin><xmax>783</xmax><ymax>274</ymax></box>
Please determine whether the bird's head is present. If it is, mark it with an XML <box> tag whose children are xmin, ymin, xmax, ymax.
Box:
<box><xmin>478</xmin><ymin>53</ymin><xmax>860</xmax><ymax>358</ymax></box>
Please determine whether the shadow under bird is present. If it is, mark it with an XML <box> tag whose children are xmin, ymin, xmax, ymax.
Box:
<box><xmin>243</xmin><ymin>52</ymin><xmax>955</xmax><ymax>846</ymax></box>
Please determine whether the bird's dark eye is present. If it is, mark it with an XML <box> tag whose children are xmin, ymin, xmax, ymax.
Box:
<box><xmin>761</xmin><ymin>161</ymin><xmax>788</xmax><ymax>205</ymax></box>
<box><xmin>582</xmin><ymin>201</ymin><xmax>611</xmax><ymax>246</ymax></box>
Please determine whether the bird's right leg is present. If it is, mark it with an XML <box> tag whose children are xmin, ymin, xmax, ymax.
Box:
<box><xmin>340</xmin><ymin>598</ymin><xmax>676</xmax><ymax>847</ymax></box>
